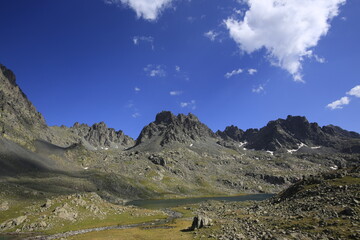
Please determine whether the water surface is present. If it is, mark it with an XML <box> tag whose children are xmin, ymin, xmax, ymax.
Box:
<box><xmin>127</xmin><ymin>193</ymin><xmax>273</xmax><ymax>209</ymax></box>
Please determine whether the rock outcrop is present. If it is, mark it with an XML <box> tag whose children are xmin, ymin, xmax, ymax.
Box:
<box><xmin>71</xmin><ymin>122</ymin><xmax>134</xmax><ymax>149</ymax></box>
<box><xmin>134</xmin><ymin>111</ymin><xmax>217</xmax><ymax>149</ymax></box>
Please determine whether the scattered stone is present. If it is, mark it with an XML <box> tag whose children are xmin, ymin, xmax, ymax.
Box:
<box><xmin>0</xmin><ymin>201</ymin><xmax>9</xmax><ymax>211</ymax></box>
<box><xmin>41</xmin><ymin>199</ymin><xmax>52</xmax><ymax>208</ymax></box>
<box><xmin>13</xmin><ymin>216</ymin><xmax>27</xmax><ymax>226</ymax></box>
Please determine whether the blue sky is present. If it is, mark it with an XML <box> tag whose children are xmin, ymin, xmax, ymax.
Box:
<box><xmin>1</xmin><ymin>0</ymin><xmax>359</xmax><ymax>138</ymax></box>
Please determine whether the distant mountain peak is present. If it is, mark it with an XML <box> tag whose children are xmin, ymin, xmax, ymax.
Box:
<box><xmin>217</xmin><ymin>115</ymin><xmax>360</xmax><ymax>153</ymax></box>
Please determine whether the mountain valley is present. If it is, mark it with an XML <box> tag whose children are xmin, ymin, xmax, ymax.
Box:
<box><xmin>1</xmin><ymin>64</ymin><xmax>359</xmax><ymax>239</ymax></box>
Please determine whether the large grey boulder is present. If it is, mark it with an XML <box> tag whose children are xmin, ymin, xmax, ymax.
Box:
<box><xmin>190</xmin><ymin>215</ymin><xmax>212</xmax><ymax>230</ymax></box>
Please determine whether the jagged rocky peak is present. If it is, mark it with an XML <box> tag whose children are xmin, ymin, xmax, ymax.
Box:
<box><xmin>135</xmin><ymin>111</ymin><xmax>216</xmax><ymax>147</ymax></box>
<box><xmin>71</xmin><ymin>121</ymin><xmax>134</xmax><ymax>150</ymax></box>
<box><xmin>216</xmin><ymin>125</ymin><xmax>244</xmax><ymax>142</ymax></box>
<box><xmin>218</xmin><ymin>115</ymin><xmax>360</xmax><ymax>153</ymax></box>
<box><xmin>0</xmin><ymin>64</ymin><xmax>17</xmax><ymax>87</ymax></box>
<box><xmin>322</xmin><ymin>124</ymin><xmax>360</xmax><ymax>139</ymax></box>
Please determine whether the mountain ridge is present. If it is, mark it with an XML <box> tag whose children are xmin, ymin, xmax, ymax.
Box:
<box><xmin>1</xmin><ymin>63</ymin><xmax>359</xmax><ymax>153</ymax></box>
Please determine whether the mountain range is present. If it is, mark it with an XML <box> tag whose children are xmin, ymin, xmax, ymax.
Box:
<box><xmin>1</xmin><ymin>63</ymin><xmax>360</xmax><ymax>201</ymax></box>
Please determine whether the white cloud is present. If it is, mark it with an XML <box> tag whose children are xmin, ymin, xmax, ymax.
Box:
<box><xmin>105</xmin><ymin>0</ymin><xmax>174</xmax><ymax>21</ymax></box>
<box><xmin>347</xmin><ymin>85</ymin><xmax>360</xmax><ymax>98</ymax></box>
<box><xmin>170</xmin><ymin>91</ymin><xmax>182</xmax><ymax>96</ymax></box>
<box><xmin>175</xmin><ymin>65</ymin><xmax>181</xmax><ymax>72</ymax></box>
<box><xmin>225</xmin><ymin>0</ymin><xmax>346</xmax><ymax>82</ymax></box>
<box><xmin>134</xmin><ymin>87</ymin><xmax>141</xmax><ymax>92</ymax></box>
<box><xmin>180</xmin><ymin>100</ymin><xmax>196</xmax><ymax>110</ymax></box>
<box><xmin>225</xmin><ymin>68</ymin><xmax>243</xmax><ymax>78</ymax></box>
<box><xmin>144</xmin><ymin>64</ymin><xmax>166</xmax><ymax>77</ymax></box>
<box><xmin>248</xmin><ymin>68</ymin><xmax>257</xmax><ymax>75</ymax></box>
<box><xmin>252</xmin><ymin>84</ymin><xmax>265</xmax><ymax>93</ymax></box>
<box><xmin>133</xmin><ymin>36</ymin><xmax>154</xmax><ymax>49</ymax></box>
<box><xmin>132</xmin><ymin>112</ymin><xmax>141</xmax><ymax>118</ymax></box>
<box><xmin>204</xmin><ymin>30</ymin><xmax>219</xmax><ymax>41</ymax></box>
<box><xmin>326</xmin><ymin>96</ymin><xmax>350</xmax><ymax>110</ymax></box>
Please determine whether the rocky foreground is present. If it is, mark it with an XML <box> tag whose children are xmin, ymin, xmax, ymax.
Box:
<box><xmin>192</xmin><ymin>167</ymin><xmax>360</xmax><ymax>240</ymax></box>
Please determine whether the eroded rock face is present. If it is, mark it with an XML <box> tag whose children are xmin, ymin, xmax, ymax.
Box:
<box><xmin>71</xmin><ymin>122</ymin><xmax>134</xmax><ymax>149</ymax></box>
<box><xmin>217</xmin><ymin>115</ymin><xmax>360</xmax><ymax>152</ymax></box>
<box><xmin>0</xmin><ymin>64</ymin><xmax>47</xmax><ymax>140</ymax></box>
<box><xmin>216</xmin><ymin>125</ymin><xmax>244</xmax><ymax>142</ymax></box>
<box><xmin>135</xmin><ymin>111</ymin><xmax>217</xmax><ymax>148</ymax></box>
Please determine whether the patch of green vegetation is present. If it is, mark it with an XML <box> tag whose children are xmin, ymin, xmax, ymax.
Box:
<box><xmin>46</xmin><ymin>211</ymin><xmax>167</xmax><ymax>235</ymax></box>
<box><xmin>301</xmin><ymin>183</ymin><xmax>318</xmax><ymax>191</ymax></box>
<box><xmin>329</xmin><ymin>176</ymin><xmax>360</xmax><ymax>186</ymax></box>
<box><xmin>68</xmin><ymin>219</ymin><xmax>192</xmax><ymax>240</ymax></box>
<box><xmin>221</xmin><ymin>148</ymin><xmax>240</xmax><ymax>156</ymax></box>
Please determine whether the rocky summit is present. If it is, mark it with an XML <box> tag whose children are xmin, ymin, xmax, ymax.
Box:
<box><xmin>0</xmin><ymin>64</ymin><xmax>360</xmax><ymax>239</ymax></box>
<box><xmin>134</xmin><ymin>111</ymin><xmax>217</xmax><ymax>151</ymax></box>
<box><xmin>217</xmin><ymin>115</ymin><xmax>360</xmax><ymax>153</ymax></box>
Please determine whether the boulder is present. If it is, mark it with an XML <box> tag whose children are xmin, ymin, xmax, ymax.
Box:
<box><xmin>13</xmin><ymin>216</ymin><xmax>27</xmax><ymax>226</ymax></box>
<box><xmin>0</xmin><ymin>201</ymin><xmax>9</xmax><ymax>211</ymax></box>
<box><xmin>190</xmin><ymin>215</ymin><xmax>212</xmax><ymax>230</ymax></box>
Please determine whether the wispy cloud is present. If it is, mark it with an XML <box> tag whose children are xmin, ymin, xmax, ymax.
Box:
<box><xmin>104</xmin><ymin>0</ymin><xmax>174</xmax><ymax>21</ymax></box>
<box><xmin>314</xmin><ymin>55</ymin><xmax>326</xmax><ymax>63</ymax></box>
<box><xmin>204</xmin><ymin>30</ymin><xmax>219</xmax><ymax>41</ymax></box>
<box><xmin>327</xmin><ymin>96</ymin><xmax>350</xmax><ymax>110</ymax></box>
<box><xmin>144</xmin><ymin>64</ymin><xmax>166</xmax><ymax>77</ymax></box>
<box><xmin>170</xmin><ymin>91</ymin><xmax>182</xmax><ymax>96</ymax></box>
<box><xmin>133</xmin><ymin>36</ymin><xmax>154</xmax><ymax>49</ymax></box>
<box><xmin>132</xmin><ymin>112</ymin><xmax>141</xmax><ymax>118</ymax></box>
<box><xmin>225</xmin><ymin>68</ymin><xmax>243</xmax><ymax>78</ymax></box>
<box><xmin>134</xmin><ymin>87</ymin><xmax>141</xmax><ymax>92</ymax></box>
<box><xmin>180</xmin><ymin>100</ymin><xmax>196</xmax><ymax>110</ymax></box>
<box><xmin>174</xmin><ymin>65</ymin><xmax>190</xmax><ymax>81</ymax></box>
<box><xmin>125</xmin><ymin>100</ymin><xmax>141</xmax><ymax>118</ymax></box>
<box><xmin>248</xmin><ymin>68</ymin><xmax>257</xmax><ymax>75</ymax></box>
<box><xmin>225</xmin><ymin>0</ymin><xmax>346</xmax><ymax>82</ymax></box>
<box><xmin>252</xmin><ymin>84</ymin><xmax>265</xmax><ymax>94</ymax></box>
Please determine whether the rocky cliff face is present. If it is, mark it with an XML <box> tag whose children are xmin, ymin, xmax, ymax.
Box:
<box><xmin>0</xmin><ymin>64</ymin><xmax>47</xmax><ymax>144</ymax></box>
<box><xmin>0</xmin><ymin>64</ymin><xmax>133</xmax><ymax>150</ymax></box>
<box><xmin>217</xmin><ymin>115</ymin><xmax>360</xmax><ymax>152</ymax></box>
<box><xmin>71</xmin><ymin>122</ymin><xmax>134</xmax><ymax>149</ymax></box>
<box><xmin>135</xmin><ymin>111</ymin><xmax>217</xmax><ymax>149</ymax></box>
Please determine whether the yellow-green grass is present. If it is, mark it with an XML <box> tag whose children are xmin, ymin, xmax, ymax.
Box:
<box><xmin>46</xmin><ymin>212</ymin><xmax>167</xmax><ymax>235</ymax></box>
<box><xmin>329</xmin><ymin>176</ymin><xmax>360</xmax><ymax>186</ymax></box>
<box><xmin>68</xmin><ymin>219</ymin><xmax>192</xmax><ymax>240</ymax></box>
